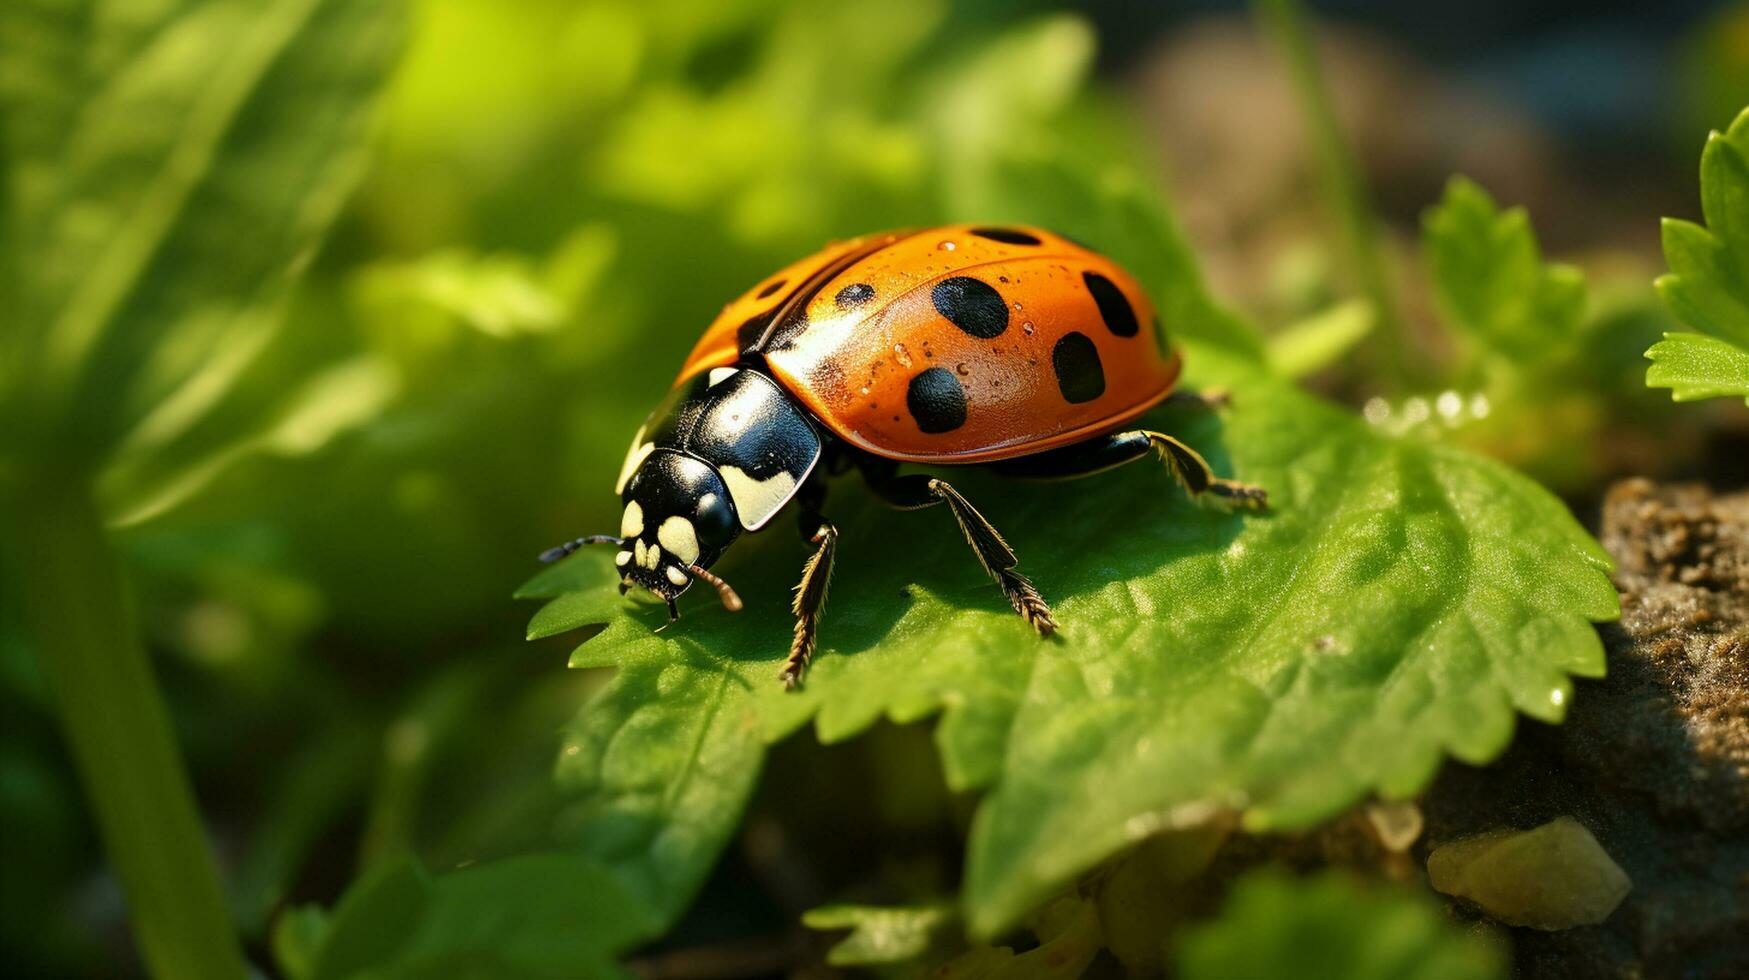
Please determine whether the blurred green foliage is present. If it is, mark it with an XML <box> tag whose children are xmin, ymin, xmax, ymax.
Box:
<box><xmin>1675</xmin><ymin>5</ymin><xmax>1749</xmax><ymax>154</ymax></box>
<box><xmin>1409</xmin><ymin>176</ymin><xmax>1683</xmax><ymax>490</ymax></box>
<box><xmin>1426</xmin><ymin>178</ymin><xmax>1586</xmax><ymax>365</ymax></box>
<box><xmin>1174</xmin><ymin>869</ymin><xmax>1506</xmax><ymax>980</ymax></box>
<box><xmin>803</xmin><ymin>902</ymin><xmax>959</xmax><ymax>968</ymax></box>
<box><xmin>3</xmin><ymin>1</ymin><xmax>401</xmax><ymax>977</ymax></box>
<box><xmin>0</xmin><ymin>0</ymin><xmax>1733</xmax><ymax>977</ymax></box>
<box><xmin>800</xmin><ymin>854</ymin><xmax>1509</xmax><ymax>979</ymax></box>
<box><xmin>278</xmin><ymin>855</ymin><xmax>654</xmax><ymax>979</ymax></box>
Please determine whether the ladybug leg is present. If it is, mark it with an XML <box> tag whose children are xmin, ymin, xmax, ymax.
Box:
<box><xmin>781</xmin><ymin>481</ymin><xmax>837</xmax><ymax>690</ymax></box>
<box><xmin>781</xmin><ymin>523</ymin><xmax>838</xmax><ymax>690</ymax></box>
<box><xmin>1141</xmin><ymin>432</ymin><xmax>1266</xmax><ymax>509</ymax></box>
<box><xmin>863</xmin><ymin>471</ymin><xmax>1056</xmax><ymax>636</ymax></box>
<box><xmin>991</xmin><ymin>431</ymin><xmax>1266</xmax><ymax>510</ymax></box>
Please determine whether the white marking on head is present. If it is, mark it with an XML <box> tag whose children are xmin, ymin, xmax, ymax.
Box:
<box><xmin>708</xmin><ymin>367</ymin><xmax>739</xmax><ymax>387</ymax></box>
<box><xmin>633</xmin><ymin>538</ymin><xmax>647</xmax><ymax>567</ymax></box>
<box><xmin>717</xmin><ymin>465</ymin><xmax>798</xmax><ymax>531</ymax></box>
<box><xmin>615</xmin><ymin>427</ymin><xmax>654</xmax><ymax>495</ymax></box>
<box><xmin>614</xmin><ymin>550</ymin><xmax>632</xmax><ymax>567</ymax></box>
<box><xmin>657</xmin><ymin>516</ymin><xmax>700</xmax><ymax>565</ymax></box>
<box><xmin>620</xmin><ymin>500</ymin><xmax>644</xmax><ymax>538</ymax></box>
<box><xmin>640</xmin><ymin>543</ymin><xmax>662</xmax><ymax>569</ymax></box>
<box><xmin>665</xmin><ymin>565</ymin><xmax>689</xmax><ymax>587</ymax></box>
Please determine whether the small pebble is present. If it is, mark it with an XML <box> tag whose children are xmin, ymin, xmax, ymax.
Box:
<box><xmin>1427</xmin><ymin>816</ymin><xmax>1631</xmax><ymax>930</ymax></box>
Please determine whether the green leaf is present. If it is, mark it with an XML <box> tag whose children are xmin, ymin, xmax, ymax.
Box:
<box><xmin>102</xmin><ymin>356</ymin><xmax>399</xmax><ymax>527</ymax></box>
<box><xmin>553</xmin><ymin>639</ymin><xmax>769</xmax><ymax>924</ymax></box>
<box><xmin>802</xmin><ymin>902</ymin><xmax>958</xmax><ymax>967</ymax></box>
<box><xmin>525</xmin><ymin>339</ymin><xmax>1617</xmax><ymax>938</ymax></box>
<box><xmin>0</xmin><ymin>0</ymin><xmax>403</xmax><ymax>464</ymax></box>
<box><xmin>1266</xmin><ymin>300</ymin><xmax>1376</xmax><ymax>379</ymax></box>
<box><xmin>1649</xmin><ymin>105</ymin><xmax>1749</xmax><ymax>402</ymax></box>
<box><xmin>304</xmin><ymin>855</ymin><xmax>656</xmax><ymax>980</ymax></box>
<box><xmin>271</xmin><ymin>905</ymin><xmax>330</xmax><ymax>980</ymax></box>
<box><xmin>1424</xmin><ymin>176</ymin><xmax>1586</xmax><ymax>363</ymax></box>
<box><xmin>1174</xmin><ymin>868</ymin><xmax>1507</xmax><ymax>980</ymax></box>
<box><xmin>1645</xmin><ymin>331</ymin><xmax>1749</xmax><ymax>404</ymax></box>
<box><xmin>353</xmin><ymin>250</ymin><xmax>567</xmax><ymax>341</ymax></box>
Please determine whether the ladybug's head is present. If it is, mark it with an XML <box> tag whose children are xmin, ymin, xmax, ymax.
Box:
<box><xmin>615</xmin><ymin>450</ymin><xmax>743</xmax><ymax>606</ymax></box>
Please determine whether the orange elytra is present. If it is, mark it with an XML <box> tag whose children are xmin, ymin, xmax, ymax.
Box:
<box><xmin>678</xmin><ymin>224</ymin><xmax>1182</xmax><ymax>462</ymax></box>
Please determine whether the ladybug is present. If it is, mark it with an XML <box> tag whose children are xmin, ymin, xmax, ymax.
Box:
<box><xmin>541</xmin><ymin>225</ymin><xmax>1265</xmax><ymax>688</ymax></box>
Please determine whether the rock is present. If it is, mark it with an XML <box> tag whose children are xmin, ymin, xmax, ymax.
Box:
<box><xmin>1593</xmin><ymin>478</ymin><xmax>1749</xmax><ymax>833</ymax></box>
<box><xmin>1427</xmin><ymin>816</ymin><xmax>1631</xmax><ymax>929</ymax></box>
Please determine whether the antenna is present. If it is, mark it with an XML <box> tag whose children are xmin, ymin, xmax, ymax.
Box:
<box><xmin>538</xmin><ymin>535</ymin><xmax>623</xmax><ymax>563</ymax></box>
<box><xmin>688</xmin><ymin>564</ymin><xmax>744</xmax><ymax>612</ymax></box>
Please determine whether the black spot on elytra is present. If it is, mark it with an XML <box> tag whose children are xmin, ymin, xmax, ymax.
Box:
<box><xmin>931</xmin><ymin>277</ymin><xmax>1008</xmax><ymax>339</ymax></box>
<box><xmin>755</xmin><ymin>278</ymin><xmax>786</xmax><ymax>299</ymax></box>
<box><xmin>906</xmin><ymin>366</ymin><xmax>967</xmax><ymax>434</ymax></box>
<box><xmin>970</xmin><ymin>227</ymin><xmax>1042</xmax><ymax>246</ymax></box>
<box><xmin>1052</xmin><ymin>332</ymin><xmax>1105</xmax><ymax>404</ymax></box>
<box><xmin>1083</xmin><ymin>271</ymin><xmax>1139</xmax><ymax>337</ymax></box>
<box><xmin>835</xmin><ymin>283</ymin><xmax>875</xmax><ymax>309</ymax></box>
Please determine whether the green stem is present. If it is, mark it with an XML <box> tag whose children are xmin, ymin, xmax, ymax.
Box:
<box><xmin>1255</xmin><ymin>0</ymin><xmax>1410</xmax><ymax>380</ymax></box>
<box><xmin>5</xmin><ymin>474</ymin><xmax>246</xmax><ymax>980</ymax></box>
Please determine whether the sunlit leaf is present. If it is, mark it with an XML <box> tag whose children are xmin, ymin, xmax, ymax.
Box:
<box><xmin>1645</xmin><ymin>330</ymin><xmax>1749</xmax><ymax>404</ymax></box>
<box><xmin>525</xmin><ymin>339</ymin><xmax>1617</xmax><ymax>937</ymax></box>
<box><xmin>1174</xmin><ymin>868</ymin><xmax>1507</xmax><ymax>980</ymax></box>
<box><xmin>1648</xmin><ymin>105</ymin><xmax>1749</xmax><ymax>403</ymax></box>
